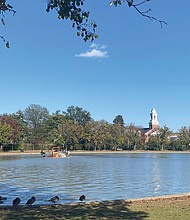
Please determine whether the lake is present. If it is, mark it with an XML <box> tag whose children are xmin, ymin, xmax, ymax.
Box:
<box><xmin>0</xmin><ymin>152</ymin><xmax>190</xmax><ymax>206</ymax></box>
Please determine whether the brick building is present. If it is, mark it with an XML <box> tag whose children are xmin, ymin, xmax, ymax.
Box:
<box><xmin>141</xmin><ymin>108</ymin><xmax>159</xmax><ymax>143</ymax></box>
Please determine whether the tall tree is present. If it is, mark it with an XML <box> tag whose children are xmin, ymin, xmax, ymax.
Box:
<box><xmin>113</xmin><ymin>115</ymin><xmax>125</xmax><ymax>126</ymax></box>
<box><xmin>82</xmin><ymin>120</ymin><xmax>98</xmax><ymax>151</ymax></box>
<box><xmin>126</xmin><ymin>123</ymin><xmax>143</xmax><ymax>150</ymax></box>
<box><xmin>23</xmin><ymin>104</ymin><xmax>50</xmax><ymax>128</ymax></box>
<box><xmin>23</xmin><ymin>104</ymin><xmax>50</xmax><ymax>149</ymax></box>
<box><xmin>11</xmin><ymin>110</ymin><xmax>28</xmax><ymax>139</ymax></box>
<box><xmin>148</xmin><ymin>135</ymin><xmax>160</xmax><ymax>151</ymax></box>
<box><xmin>64</xmin><ymin>105</ymin><xmax>92</xmax><ymax>126</ymax></box>
<box><xmin>45</xmin><ymin>111</ymin><xmax>66</xmax><ymax>146</ymax></box>
<box><xmin>95</xmin><ymin>120</ymin><xmax>112</xmax><ymax>151</ymax></box>
<box><xmin>158</xmin><ymin>125</ymin><xmax>171</xmax><ymax>151</ymax></box>
<box><xmin>111</xmin><ymin>124</ymin><xmax>127</xmax><ymax>150</ymax></box>
<box><xmin>57</xmin><ymin>119</ymin><xmax>84</xmax><ymax>150</ymax></box>
<box><xmin>178</xmin><ymin>126</ymin><xmax>190</xmax><ymax>150</ymax></box>
<box><xmin>0</xmin><ymin>114</ymin><xmax>21</xmax><ymax>149</ymax></box>
<box><xmin>0</xmin><ymin>118</ymin><xmax>14</xmax><ymax>150</ymax></box>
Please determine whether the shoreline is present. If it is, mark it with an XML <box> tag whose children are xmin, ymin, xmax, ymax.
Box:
<box><xmin>1</xmin><ymin>149</ymin><xmax>190</xmax><ymax>156</ymax></box>
<box><xmin>128</xmin><ymin>192</ymin><xmax>190</xmax><ymax>202</ymax></box>
<box><xmin>1</xmin><ymin>193</ymin><xmax>190</xmax><ymax>219</ymax></box>
<box><xmin>1</xmin><ymin>192</ymin><xmax>190</xmax><ymax>208</ymax></box>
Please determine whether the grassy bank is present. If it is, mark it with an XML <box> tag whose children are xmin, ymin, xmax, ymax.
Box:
<box><xmin>0</xmin><ymin>194</ymin><xmax>190</xmax><ymax>220</ymax></box>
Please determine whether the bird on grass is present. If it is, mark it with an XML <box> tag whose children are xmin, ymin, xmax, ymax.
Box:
<box><xmin>48</xmin><ymin>196</ymin><xmax>59</xmax><ymax>204</ymax></box>
<box><xmin>26</xmin><ymin>196</ymin><xmax>36</xmax><ymax>205</ymax></box>
<box><xmin>79</xmin><ymin>195</ymin><xmax>85</xmax><ymax>202</ymax></box>
<box><xmin>13</xmin><ymin>197</ymin><xmax>21</xmax><ymax>206</ymax></box>
<box><xmin>0</xmin><ymin>196</ymin><xmax>7</xmax><ymax>200</ymax></box>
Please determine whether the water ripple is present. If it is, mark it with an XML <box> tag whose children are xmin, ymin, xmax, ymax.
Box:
<box><xmin>0</xmin><ymin>153</ymin><xmax>190</xmax><ymax>206</ymax></box>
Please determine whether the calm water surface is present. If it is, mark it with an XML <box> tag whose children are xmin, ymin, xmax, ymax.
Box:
<box><xmin>0</xmin><ymin>153</ymin><xmax>190</xmax><ymax>206</ymax></box>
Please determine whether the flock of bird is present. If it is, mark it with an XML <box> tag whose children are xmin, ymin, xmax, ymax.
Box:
<box><xmin>0</xmin><ymin>195</ymin><xmax>86</xmax><ymax>206</ymax></box>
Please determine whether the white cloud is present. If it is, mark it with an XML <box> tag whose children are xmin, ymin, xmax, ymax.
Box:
<box><xmin>100</xmin><ymin>45</ymin><xmax>107</xmax><ymax>50</ymax></box>
<box><xmin>76</xmin><ymin>43</ymin><xmax>108</xmax><ymax>58</ymax></box>
<box><xmin>76</xmin><ymin>49</ymin><xmax>108</xmax><ymax>58</ymax></box>
<box><xmin>90</xmin><ymin>43</ymin><xmax>97</xmax><ymax>48</ymax></box>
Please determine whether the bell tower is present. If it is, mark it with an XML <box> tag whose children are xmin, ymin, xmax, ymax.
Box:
<box><xmin>149</xmin><ymin>108</ymin><xmax>159</xmax><ymax>130</ymax></box>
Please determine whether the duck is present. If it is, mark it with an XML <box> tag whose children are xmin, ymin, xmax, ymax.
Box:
<box><xmin>13</xmin><ymin>197</ymin><xmax>21</xmax><ymax>206</ymax></box>
<box><xmin>26</xmin><ymin>196</ymin><xmax>36</xmax><ymax>205</ymax></box>
<box><xmin>0</xmin><ymin>196</ymin><xmax>7</xmax><ymax>200</ymax></box>
<box><xmin>48</xmin><ymin>196</ymin><xmax>59</xmax><ymax>204</ymax></box>
<box><xmin>79</xmin><ymin>195</ymin><xmax>85</xmax><ymax>202</ymax></box>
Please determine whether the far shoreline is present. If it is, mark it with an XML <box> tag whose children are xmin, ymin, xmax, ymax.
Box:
<box><xmin>1</xmin><ymin>149</ymin><xmax>190</xmax><ymax>156</ymax></box>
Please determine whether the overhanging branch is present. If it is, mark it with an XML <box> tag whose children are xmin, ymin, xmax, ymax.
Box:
<box><xmin>0</xmin><ymin>35</ymin><xmax>9</xmax><ymax>48</ymax></box>
<box><xmin>0</xmin><ymin>0</ymin><xmax>16</xmax><ymax>48</ymax></box>
<box><xmin>110</xmin><ymin>0</ymin><xmax>167</xmax><ymax>28</ymax></box>
<box><xmin>131</xmin><ymin>1</ymin><xmax>167</xmax><ymax>28</ymax></box>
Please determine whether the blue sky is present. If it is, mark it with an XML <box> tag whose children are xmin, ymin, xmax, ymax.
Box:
<box><xmin>0</xmin><ymin>0</ymin><xmax>190</xmax><ymax>132</ymax></box>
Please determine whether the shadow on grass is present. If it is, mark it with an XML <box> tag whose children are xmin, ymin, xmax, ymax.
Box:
<box><xmin>0</xmin><ymin>200</ymin><xmax>148</xmax><ymax>220</ymax></box>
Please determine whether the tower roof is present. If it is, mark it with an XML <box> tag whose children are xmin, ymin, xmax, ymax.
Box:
<box><xmin>151</xmin><ymin>108</ymin><xmax>157</xmax><ymax>113</ymax></box>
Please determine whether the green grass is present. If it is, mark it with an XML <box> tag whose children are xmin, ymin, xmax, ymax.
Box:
<box><xmin>130</xmin><ymin>195</ymin><xmax>190</xmax><ymax>220</ymax></box>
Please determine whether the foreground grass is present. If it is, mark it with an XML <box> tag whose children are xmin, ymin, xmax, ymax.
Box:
<box><xmin>130</xmin><ymin>195</ymin><xmax>190</xmax><ymax>220</ymax></box>
<box><xmin>0</xmin><ymin>195</ymin><xmax>190</xmax><ymax>220</ymax></box>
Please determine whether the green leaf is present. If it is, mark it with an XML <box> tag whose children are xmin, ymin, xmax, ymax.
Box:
<box><xmin>7</xmin><ymin>4</ymin><xmax>13</xmax><ymax>9</ymax></box>
<box><xmin>6</xmin><ymin>41</ymin><xmax>10</xmax><ymax>48</ymax></box>
<box><xmin>127</xmin><ymin>1</ymin><xmax>133</xmax><ymax>7</ymax></box>
<box><xmin>1</xmin><ymin>18</ymin><xmax>5</xmax><ymax>26</ymax></box>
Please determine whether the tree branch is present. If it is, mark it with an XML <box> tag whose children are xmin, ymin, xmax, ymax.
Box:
<box><xmin>0</xmin><ymin>0</ymin><xmax>16</xmax><ymax>15</ymax></box>
<box><xmin>0</xmin><ymin>0</ymin><xmax>16</xmax><ymax>48</ymax></box>
<box><xmin>0</xmin><ymin>0</ymin><xmax>167</xmax><ymax>48</ymax></box>
<box><xmin>46</xmin><ymin>0</ymin><xmax>98</xmax><ymax>42</ymax></box>
<box><xmin>110</xmin><ymin>0</ymin><xmax>167</xmax><ymax>28</ymax></box>
<box><xmin>127</xmin><ymin>0</ymin><xmax>167</xmax><ymax>28</ymax></box>
<box><xmin>0</xmin><ymin>35</ymin><xmax>9</xmax><ymax>48</ymax></box>
<box><xmin>132</xmin><ymin>4</ymin><xmax>167</xmax><ymax>28</ymax></box>
<box><xmin>134</xmin><ymin>0</ymin><xmax>150</xmax><ymax>7</ymax></box>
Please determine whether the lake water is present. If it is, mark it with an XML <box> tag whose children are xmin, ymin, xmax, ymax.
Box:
<box><xmin>0</xmin><ymin>152</ymin><xmax>190</xmax><ymax>206</ymax></box>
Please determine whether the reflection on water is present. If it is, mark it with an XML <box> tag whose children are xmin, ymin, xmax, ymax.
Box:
<box><xmin>0</xmin><ymin>153</ymin><xmax>190</xmax><ymax>206</ymax></box>
<box><xmin>151</xmin><ymin>160</ymin><xmax>161</xmax><ymax>194</ymax></box>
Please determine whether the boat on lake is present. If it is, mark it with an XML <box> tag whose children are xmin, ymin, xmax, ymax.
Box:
<box><xmin>48</xmin><ymin>146</ymin><xmax>70</xmax><ymax>158</ymax></box>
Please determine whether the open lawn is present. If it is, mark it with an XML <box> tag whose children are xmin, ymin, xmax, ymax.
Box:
<box><xmin>0</xmin><ymin>194</ymin><xmax>190</xmax><ymax>220</ymax></box>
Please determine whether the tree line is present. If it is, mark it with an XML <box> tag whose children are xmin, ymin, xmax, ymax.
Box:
<box><xmin>0</xmin><ymin>104</ymin><xmax>190</xmax><ymax>152</ymax></box>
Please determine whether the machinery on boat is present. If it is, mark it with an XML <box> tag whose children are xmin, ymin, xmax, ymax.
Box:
<box><xmin>49</xmin><ymin>146</ymin><xmax>70</xmax><ymax>158</ymax></box>
<box><xmin>41</xmin><ymin>146</ymin><xmax>70</xmax><ymax>158</ymax></box>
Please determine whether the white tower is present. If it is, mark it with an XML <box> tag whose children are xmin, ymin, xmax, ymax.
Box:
<box><xmin>149</xmin><ymin>108</ymin><xmax>159</xmax><ymax>130</ymax></box>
